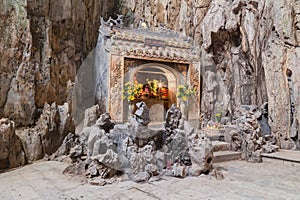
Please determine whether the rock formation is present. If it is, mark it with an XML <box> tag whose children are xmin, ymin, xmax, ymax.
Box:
<box><xmin>228</xmin><ymin>105</ymin><xmax>279</xmax><ymax>162</ymax></box>
<box><xmin>120</xmin><ymin>0</ymin><xmax>300</xmax><ymax>149</ymax></box>
<box><xmin>0</xmin><ymin>118</ymin><xmax>26</xmax><ymax>170</ymax></box>
<box><xmin>61</xmin><ymin>103</ymin><xmax>213</xmax><ymax>185</ymax></box>
<box><xmin>16</xmin><ymin>102</ymin><xmax>74</xmax><ymax>162</ymax></box>
<box><xmin>0</xmin><ymin>0</ymin><xmax>299</xmax><ymax>170</ymax></box>
<box><xmin>0</xmin><ymin>0</ymin><xmax>119</xmax><ymax>125</ymax></box>
<box><xmin>0</xmin><ymin>0</ymin><xmax>120</xmax><ymax>168</ymax></box>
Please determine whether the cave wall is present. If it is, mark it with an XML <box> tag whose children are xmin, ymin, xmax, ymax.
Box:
<box><xmin>0</xmin><ymin>0</ymin><xmax>120</xmax><ymax>164</ymax></box>
<box><xmin>120</xmin><ymin>0</ymin><xmax>300</xmax><ymax>147</ymax></box>
<box><xmin>0</xmin><ymin>0</ymin><xmax>120</xmax><ymax>127</ymax></box>
<box><xmin>0</xmin><ymin>0</ymin><xmax>299</xmax><ymax>152</ymax></box>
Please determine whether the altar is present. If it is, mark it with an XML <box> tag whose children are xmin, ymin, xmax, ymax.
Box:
<box><xmin>132</xmin><ymin>99</ymin><xmax>169</xmax><ymax>122</ymax></box>
<box><xmin>93</xmin><ymin>16</ymin><xmax>201</xmax><ymax>123</ymax></box>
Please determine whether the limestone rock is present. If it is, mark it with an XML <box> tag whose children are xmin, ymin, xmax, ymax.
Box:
<box><xmin>133</xmin><ymin>171</ymin><xmax>150</xmax><ymax>182</ymax></box>
<box><xmin>16</xmin><ymin>102</ymin><xmax>74</xmax><ymax>162</ymax></box>
<box><xmin>123</xmin><ymin>0</ymin><xmax>298</xmax><ymax>149</ymax></box>
<box><xmin>54</xmin><ymin>132</ymin><xmax>77</xmax><ymax>156</ymax></box>
<box><xmin>83</xmin><ymin>105</ymin><xmax>101</xmax><ymax>128</ymax></box>
<box><xmin>63</xmin><ymin>161</ymin><xmax>86</xmax><ymax>176</ymax></box>
<box><xmin>0</xmin><ymin>0</ymin><xmax>119</xmax><ymax>127</ymax></box>
<box><xmin>89</xmin><ymin>177</ymin><xmax>107</xmax><ymax>186</ymax></box>
<box><xmin>95</xmin><ymin>112</ymin><xmax>115</xmax><ymax>133</ymax></box>
<box><xmin>69</xmin><ymin>144</ymin><xmax>83</xmax><ymax>162</ymax></box>
<box><xmin>210</xmin><ymin>168</ymin><xmax>224</xmax><ymax>180</ymax></box>
<box><xmin>165</xmin><ymin>164</ymin><xmax>188</xmax><ymax>178</ymax></box>
<box><xmin>134</xmin><ymin>102</ymin><xmax>151</xmax><ymax>126</ymax></box>
<box><xmin>87</xmin><ymin>127</ymin><xmax>111</xmax><ymax>157</ymax></box>
<box><xmin>0</xmin><ymin>118</ymin><xmax>26</xmax><ymax>170</ymax></box>
<box><xmin>189</xmin><ymin>132</ymin><xmax>213</xmax><ymax>174</ymax></box>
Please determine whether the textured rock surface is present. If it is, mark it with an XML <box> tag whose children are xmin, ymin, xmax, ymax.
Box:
<box><xmin>0</xmin><ymin>0</ymin><xmax>120</xmax><ymax>126</ymax></box>
<box><xmin>0</xmin><ymin>118</ymin><xmax>26</xmax><ymax>170</ymax></box>
<box><xmin>60</xmin><ymin>104</ymin><xmax>214</xmax><ymax>184</ymax></box>
<box><xmin>0</xmin><ymin>0</ymin><xmax>120</xmax><ymax>167</ymax></box>
<box><xmin>16</xmin><ymin>102</ymin><xmax>74</xmax><ymax>162</ymax></box>
<box><xmin>0</xmin><ymin>0</ymin><xmax>299</xmax><ymax>170</ymax></box>
<box><xmin>121</xmin><ymin>0</ymin><xmax>300</xmax><ymax>148</ymax></box>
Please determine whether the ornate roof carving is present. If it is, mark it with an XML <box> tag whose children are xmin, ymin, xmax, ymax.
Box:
<box><xmin>99</xmin><ymin>16</ymin><xmax>200</xmax><ymax>63</ymax></box>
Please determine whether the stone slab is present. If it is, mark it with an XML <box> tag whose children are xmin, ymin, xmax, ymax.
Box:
<box><xmin>212</xmin><ymin>141</ymin><xmax>232</xmax><ymax>152</ymax></box>
<box><xmin>213</xmin><ymin>151</ymin><xmax>241</xmax><ymax>163</ymax></box>
<box><xmin>261</xmin><ymin>149</ymin><xmax>300</xmax><ymax>164</ymax></box>
<box><xmin>202</xmin><ymin>128</ymin><xmax>224</xmax><ymax>141</ymax></box>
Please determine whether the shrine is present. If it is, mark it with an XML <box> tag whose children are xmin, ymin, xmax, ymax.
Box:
<box><xmin>94</xmin><ymin>17</ymin><xmax>201</xmax><ymax>124</ymax></box>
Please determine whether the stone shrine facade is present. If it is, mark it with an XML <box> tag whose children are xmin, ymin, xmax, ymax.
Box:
<box><xmin>95</xmin><ymin>16</ymin><xmax>201</xmax><ymax>124</ymax></box>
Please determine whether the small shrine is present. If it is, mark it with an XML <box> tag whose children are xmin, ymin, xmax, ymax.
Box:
<box><xmin>95</xmin><ymin>16</ymin><xmax>201</xmax><ymax>124</ymax></box>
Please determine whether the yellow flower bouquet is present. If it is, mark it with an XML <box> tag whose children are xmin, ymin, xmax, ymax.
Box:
<box><xmin>176</xmin><ymin>84</ymin><xmax>196</xmax><ymax>101</ymax></box>
<box><xmin>146</xmin><ymin>79</ymin><xmax>159</xmax><ymax>96</ymax></box>
<box><xmin>123</xmin><ymin>82</ymin><xmax>143</xmax><ymax>102</ymax></box>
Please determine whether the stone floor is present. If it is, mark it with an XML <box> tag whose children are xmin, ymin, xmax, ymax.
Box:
<box><xmin>0</xmin><ymin>159</ymin><xmax>300</xmax><ymax>200</ymax></box>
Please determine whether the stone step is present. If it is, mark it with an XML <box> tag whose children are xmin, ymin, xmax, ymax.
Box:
<box><xmin>213</xmin><ymin>151</ymin><xmax>242</xmax><ymax>163</ymax></box>
<box><xmin>261</xmin><ymin>149</ymin><xmax>300</xmax><ymax>167</ymax></box>
<box><xmin>212</xmin><ymin>141</ymin><xmax>232</xmax><ymax>152</ymax></box>
<box><xmin>202</xmin><ymin>128</ymin><xmax>225</xmax><ymax>141</ymax></box>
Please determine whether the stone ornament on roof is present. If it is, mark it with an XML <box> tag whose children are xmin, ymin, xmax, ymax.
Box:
<box><xmin>99</xmin><ymin>15</ymin><xmax>201</xmax><ymax>63</ymax></box>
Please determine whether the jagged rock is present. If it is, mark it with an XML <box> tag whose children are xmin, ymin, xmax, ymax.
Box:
<box><xmin>83</xmin><ymin>105</ymin><xmax>101</xmax><ymax>128</ymax></box>
<box><xmin>69</xmin><ymin>144</ymin><xmax>83</xmax><ymax>162</ymax></box>
<box><xmin>94</xmin><ymin>149</ymin><xmax>125</xmax><ymax>171</ymax></box>
<box><xmin>134</xmin><ymin>102</ymin><xmax>151</xmax><ymax>126</ymax></box>
<box><xmin>58</xmin><ymin>106</ymin><xmax>217</xmax><ymax>184</ymax></box>
<box><xmin>154</xmin><ymin>151</ymin><xmax>166</xmax><ymax>170</ymax></box>
<box><xmin>145</xmin><ymin>164</ymin><xmax>159</xmax><ymax>176</ymax></box>
<box><xmin>175</xmin><ymin>150</ymin><xmax>192</xmax><ymax>166</ymax></box>
<box><xmin>164</xmin><ymin>104</ymin><xmax>182</xmax><ymax>130</ymax></box>
<box><xmin>63</xmin><ymin>161</ymin><xmax>86</xmax><ymax>176</ymax></box>
<box><xmin>188</xmin><ymin>132</ymin><xmax>213</xmax><ymax>175</ymax></box>
<box><xmin>230</xmin><ymin>105</ymin><xmax>280</xmax><ymax>162</ymax></box>
<box><xmin>129</xmin><ymin>149</ymin><xmax>146</xmax><ymax>174</ymax></box>
<box><xmin>16</xmin><ymin>102</ymin><xmax>74</xmax><ymax>162</ymax></box>
<box><xmin>87</xmin><ymin>160</ymin><xmax>101</xmax><ymax>177</ymax></box>
<box><xmin>262</xmin><ymin>143</ymin><xmax>279</xmax><ymax>154</ymax></box>
<box><xmin>96</xmin><ymin>112</ymin><xmax>115</xmax><ymax>133</ymax></box>
<box><xmin>0</xmin><ymin>118</ymin><xmax>26</xmax><ymax>170</ymax></box>
<box><xmin>54</xmin><ymin>132</ymin><xmax>77</xmax><ymax>156</ymax></box>
<box><xmin>258</xmin><ymin>102</ymin><xmax>271</xmax><ymax>137</ymax></box>
<box><xmin>1</xmin><ymin>0</ymin><xmax>299</xmax><ymax>172</ymax></box>
<box><xmin>165</xmin><ymin>164</ymin><xmax>187</xmax><ymax>178</ymax></box>
<box><xmin>0</xmin><ymin>0</ymin><xmax>120</xmax><ymax>130</ymax></box>
<box><xmin>58</xmin><ymin>103</ymin><xmax>75</xmax><ymax>136</ymax></box>
<box><xmin>87</xmin><ymin>127</ymin><xmax>112</xmax><ymax>157</ymax></box>
<box><xmin>210</xmin><ymin>168</ymin><xmax>224</xmax><ymax>180</ymax></box>
<box><xmin>89</xmin><ymin>177</ymin><xmax>107</xmax><ymax>186</ymax></box>
<box><xmin>133</xmin><ymin>171</ymin><xmax>150</xmax><ymax>182</ymax></box>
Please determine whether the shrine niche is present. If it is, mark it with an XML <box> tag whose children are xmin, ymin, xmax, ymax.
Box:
<box><xmin>94</xmin><ymin>16</ymin><xmax>201</xmax><ymax>124</ymax></box>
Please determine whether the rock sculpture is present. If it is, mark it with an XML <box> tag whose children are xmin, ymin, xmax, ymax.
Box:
<box><xmin>230</xmin><ymin>105</ymin><xmax>279</xmax><ymax>162</ymax></box>
<box><xmin>96</xmin><ymin>112</ymin><xmax>115</xmax><ymax>133</ymax></box>
<box><xmin>61</xmin><ymin>103</ymin><xmax>214</xmax><ymax>185</ymax></box>
<box><xmin>134</xmin><ymin>102</ymin><xmax>151</xmax><ymax>126</ymax></box>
